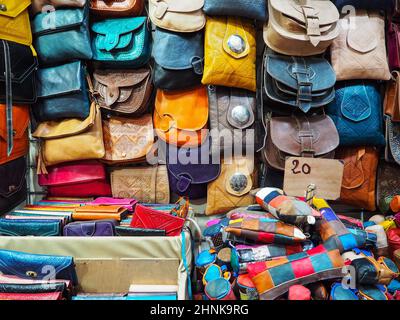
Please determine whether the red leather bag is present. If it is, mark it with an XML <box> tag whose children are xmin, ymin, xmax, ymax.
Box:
<box><xmin>0</xmin><ymin>292</ymin><xmax>62</xmax><ymax>300</ymax></box>
<box><xmin>288</xmin><ymin>285</ymin><xmax>311</xmax><ymax>300</ymax></box>
<box><xmin>38</xmin><ymin>161</ymin><xmax>111</xmax><ymax>197</ymax></box>
<box><xmin>387</xmin><ymin>228</ymin><xmax>400</xmax><ymax>258</ymax></box>
<box><xmin>388</xmin><ymin>21</ymin><xmax>400</xmax><ymax>70</ymax></box>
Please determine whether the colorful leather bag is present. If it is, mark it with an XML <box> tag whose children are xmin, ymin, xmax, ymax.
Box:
<box><xmin>330</xmin><ymin>282</ymin><xmax>359</xmax><ymax>300</ymax></box>
<box><xmin>148</xmin><ymin>0</ymin><xmax>205</xmax><ymax>33</ymax></box>
<box><xmin>0</xmin><ymin>219</ymin><xmax>62</xmax><ymax>236</ymax></box>
<box><xmin>63</xmin><ymin>220</ymin><xmax>117</xmax><ymax>236</ymax></box>
<box><xmin>152</xmin><ymin>28</ymin><xmax>204</xmax><ymax>91</ymax></box>
<box><xmin>388</xmin><ymin>21</ymin><xmax>400</xmax><ymax>70</ymax></box>
<box><xmin>351</xmin><ymin>256</ymin><xmax>399</xmax><ymax>286</ymax></box>
<box><xmin>90</xmin><ymin>0</ymin><xmax>144</xmax><ymax>17</ymax></box>
<box><xmin>91</xmin><ymin>16</ymin><xmax>151</xmax><ymax>67</ymax></box>
<box><xmin>72</xmin><ymin>205</ymin><xmax>127</xmax><ymax>221</ymax></box>
<box><xmin>154</xmin><ymin>86</ymin><xmax>209</xmax><ymax>147</ymax></box>
<box><xmin>205</xmin><ymin>278</ymin><xmax>236</xmax><ymax>300</ymax></box>
<box><xmin>202</xmin><ymin>16</ymin><xmax>256</xmax><ymax>92</ymax></box>
<box><xmin>0</xmin><ymin>0</ymin><xmax>32</xmax><ymax>46</ymax></box>
<box><xmin>203</xmin><ymin>0</ymin><xmax>267</xmax><ymax>21</ymax></box>
<box><xmin>376</xmin><ymin>162</ymin><xmax>400</xmax><ymax>213</ymax></box>
<box><xmin>326</xmin><ymin>80</ymin><xmax>385</xmax><ymax>147</ymax></box>
<box><xmin>31</xmin><ymin>0</ymin><xmax>86</xmax><ymax>15</ymax></box>
<box><xmin>388</xmin><ymin>229</ymin><xmax>400</xmax><ymax>261</ymax></box>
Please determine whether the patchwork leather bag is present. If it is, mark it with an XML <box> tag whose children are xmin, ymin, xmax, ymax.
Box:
<box><xmin>335</xmin><ymin>147</ymin><xmax>379</xmax><ymax>212</ymax></box>
<box><xmin>263</xmin><ymin>115</ymin><xmax>339</xmax><ymax>171</ymax></box>
<box><xmin>263</xmin><ymin>49</ymin><xmax>336</xmax><ymax>114</ymax></box>
<box><xmin>93</xmin><ymin>67</ymin><xmax>152</xmax><ymax>116</ymax></box>
<box><xmin>0</xmin><ymin>0</ymin><xmax>32</xmax><ymax>46</ymax></box>
<box><xmin>264</xmin><ymin>0</ymin><xmax>340</xmax><ymax>56</ymax></box>
<box><xmin>148</xmin><ymin>0</ymin><xmax>205</xmax><ymax>33</ymax></box>
<box><xmin>202</xmin><ymin>16</ymin><xmax>256</xmax><ymax>92</ymax></box>
<box><xmin>377</xmin><ymin>162</ymin><xmax>400</xmax><ymax>213</ymax></box>
<box><xmin>91</xmin><ymin>16</ymin><xmax>151</xmax><ymax>68</ymax></box>
<box><xmin>31</xmin><ymin>0</ymin><xmax>86</xmax><ymax>15</ymax></box>
<box><xmin>330</xmin><ymin>10</ymin><xmax>390</xmax><ymax>81</ymax></box>
<box><xmin>152</xmin><ymin>28</ymin><xmax>204</xmax><ymax>91</ymax></box>
<box><xmin>203</xmin><ymin>0</ymin><xmax>267</xmax><ymax>21</ymax></box>
<box><xmin>90</xmin><ymin>0</ymin><xmax>144</xmax><ymax>17</ymax></box>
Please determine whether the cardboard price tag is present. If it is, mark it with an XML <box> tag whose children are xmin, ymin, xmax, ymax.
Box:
<box><xmin>283</xmin><ymin>157</ymin><xmax>344</xmax><ymax>200</ymax></box>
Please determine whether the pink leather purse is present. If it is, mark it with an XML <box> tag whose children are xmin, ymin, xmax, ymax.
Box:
<box><xmin>388</xmin><ymin>20</ymin><xmax>400</xmax><ymax>70</ymax></box>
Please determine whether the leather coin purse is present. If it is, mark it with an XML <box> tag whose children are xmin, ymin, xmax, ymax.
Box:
<box><xmin>72</xmin><ymin>205</ymin><xmax>128</xmax><ymax>221</ymax></box>
<box><xmin>90</xmin><ymin>0</ymin><xmax>144</xmax><ymax>17</ymax></box>
<box><xmin>63</xmin><ymin>220</ymin><xmax>117</xmax><ymax>236</ymax></box>
<box><xmin>0</xmin><ymin>219</ymin><xmax>62</xmax><ymax>236</ymax></box>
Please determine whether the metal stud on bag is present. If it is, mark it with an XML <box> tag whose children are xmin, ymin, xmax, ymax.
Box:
<box><xmin>231</xmin><ymin>105</ymin><xmax>250</xmax><ymax>125</ymax></box>
<box><xmin>230</xmin><ymin>173</ymin><xmax>248</xmax><ymax>193</ymax></box>
<box><xmin>0</xmin><ymin>4</ymin><xmax>6</xmax><ymax>11</ymax></box>
<box><xmin>26</xmin><ymin>271</ymin><xmax>38</xmax><ymax>278</ymax></box>
<box><xmin>227</xmin><ymin>35</ymin><xmax>246</xmax><ymax>54</ymax></box>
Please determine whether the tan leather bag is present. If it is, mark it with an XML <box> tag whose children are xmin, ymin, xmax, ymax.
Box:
<box><xmin>264</xmin><ymin>0</ymin><xmax>340</xmax><ymax>56</ymax></box>
<box><xmin>331</xmin><ymin>10</ymin><xmax>390</xmax><ymax>81</ymax></box>
<box><xmin>93</xmin><ymin>68</ymin><xmax>152</xmax><ymax>116</ymax></box>
<box><xmin>31</xmin><ymin>0</ymin><xmax>86</xmax><ymax>15</ymax></box>
<box><xmin>110</xmin><ymin>165</ymin><xmax>170</xmax><ymax>204</ymax></box>
<box><xmin>90</xmin><ymin>0</ymin><xmax>144</xmax><ymax>17</ymax></box>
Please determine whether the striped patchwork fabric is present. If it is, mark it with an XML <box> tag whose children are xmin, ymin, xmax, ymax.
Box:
<box><xmin>247</xmin><ymin>244</ymin><xmax>344</xmax><ymax>300</ymax></box>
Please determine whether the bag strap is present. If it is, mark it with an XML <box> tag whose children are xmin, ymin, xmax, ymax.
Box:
<box><xmin>1</xmin><ymin>40</ymin><xmax>13</xmax><ymax>156</ymax></box>
<box><xmin>291</xmin><ymin>56</ymin><xmax>312</xmax><ymax>113</ymax></box>
<box><xmin>293</xmin><ymin>115</ymin><xmax>315</xmax><ymax>157</ymax></box>
<box><xmin>301</xmin><ymin>5</ymin><xmax>321</xmax><ymax>46</ymax></box>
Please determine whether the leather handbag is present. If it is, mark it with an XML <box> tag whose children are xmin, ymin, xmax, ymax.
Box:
<box><xmin>388</xmin><ymin>21</ymin><xmax>400</xmax><ymax>70</ymax></box>
<box><xmin>154</xmin><ymin>86</ymin><xmax>208</xmax><ymax>147</ymax></box>
<box><xmin>110</xmin><ymin>166</ymin><xmax>170</xmax><ymax>204</ymax></box>
<box><xmin>326</xmin><ymin>81</ymin><xmax>385</xmax><ymax>147</ymax></box>
<box><xmin>263</xmin><ymin>115</ymin><xmax>339</xmax><ymax>171</ymax></box>
<box><xmin>203</xmin><ymin>0</ymin><xmax>267</xmax><ymax>21</ymax></box>
<box><xmin>0</xmin><ymin>219</ymin><xmax>62</xmax><ymax>236</ymax></box>
<box><xmin>351</xmin><ymin>256</ymin><xmax>399</xmax><ymax>285</ymax></box>
<box><xmin>152</xmin><ymin>28</ymin><xmax>204</xmax><ymax>91</ymax></box>
<box><xmin>31</xmin><ymin>0</ymin><xmax>86</xmax><ymax>15</ymax></box>
<box><xmin>202</xmin><ymin>16</ymin><xmax>256</xmax><ymax>92</ymax></box>
<box><xmin>72</xmin><ymin>205</ymin><xmax>127</xmax><ymax>221</ymax></box>
<box><xmin>333</xmin><ymin>0</ymin><xmax>395</xmax><ymax>10</ymax></box>
<box><xmin>102</xmin><ymin>114</ymin><xmax>154</xmax><ymax>164</ymax></box>
<box><xmin>206</xmin><ymin>156</ymin><xmax>256</xmax><ymax>215</ymax></box>
<box><xmin>0</xmin><ymin>0</ymin><xmax>32</xmax><ymax>46</ymax></box>
<box><xmin>34</xmin><ymin>61</ymin><xmax>90</xmax><ymax>122</ymax></box>
<box><xmin>91</xmin><ymin>16</ymin><xmax>151</xmax><ymax>68</ymax></box>
<box><xmin>377</xmin><ymin>162</ymin><xmax>400</xmax><ymax>213</ymax></box>
<box><xmin>331</xmin><ymin>10</ymin><xmax>390</xmax><ymax>81</ymax></box>
<box><xmin>0</xmin><ymin>292</ymin><xmax>63</xmax><ymax>300</ymax></box>
<box><xmin>388</xmin><ymin>229</ymin><xmax>400</xmax><ymax>259</ymax></box>
<box><xmin>93</xmin><ymin>67</ymin><xmax>152</xmax><ymax>115</ymax></box>
<box><xmin>32</xmin><ymin>6</ymin><xmax>93</xmax><ymax>65</ymax></box>
<box><xmin>264</xmin><ymin>0</ymin><xmax>340</xmax><ymax>56</ymax></box>
<box><xmin>63</xmin><ymin>220</ymin><xmax>117</xmax><ymax>236</ymax></box>
<box><xmin>38</xmin><ymin>160</ymin><xmax>112</xmax><ymax>197</ymax></box>
<box><xmin>90</xmin><ymin>0</ymin><xmax>144</xmax><ymax>17</ymax></box>
<box><xmin>0</xmin><ymin>157</ymin><xmax>27</xmax><ymax>215</ymax></box>
<box><xmin>335</xmin><ymin>147</ymin><xmax>379</xmax><ymax>212</ymax></box>
<box><xmin>33</xmin><ymin>103</ymin><xmax>105</xmax><ymax>170</ymax></box>
<box><xmin>148</xmin><ymin>0</ymin><xmax>205</xmax><ymax>33</ymax></box>
<box><xmin>263</xmin><ymin>49</ymin><xmax>336</xmax><ymax>114</ymax></box>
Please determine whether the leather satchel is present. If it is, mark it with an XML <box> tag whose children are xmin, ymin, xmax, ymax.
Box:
<box><xmin>0</xmin><ymin>0</ymin><xmax>32</xmax><ymax>46</ymax></box>
<box><xmin>377</xmin><ymin>162</ymin><xmax>400</xmax><ymax>213</ymax></box>
<box><xmin>202</xmin><ymin>16</ymin><xmax>257</xmax><ymax>92</ymax></box>
<box><xmin>63</xmin><ymin>220</ymin><xmax>117</xmax><ymax>236</ymax></box>
<box><xmin>91</xmin><ymin>16</ymin><xmax>151</xmax><ymax>68</ymax></box>
<box><xmin>335</xmin><ymin>147</ymin><xmax>379</xmax><ymax>212</ymax></box>
<box><xmin>148</xmin><ymin>0</ymin><xmax>205</xmax><ymax>33</ymax></box>
<box><xmin>31</xmin><ymin>0</ymin><xmax>87</xmax><ymax>15</ymax></box>
<box><xmin>331</xmin><ymin>10</ymin><xmax>390</xmax><ymax>81</ymax></box>
<box><xmin>264</xmin><ymin>0</ymin><xmax>340</xmax><ymax>56</ymax></box>
<box><xmin>203</xmin><ymin>0</ymin><xmax>267</xmax><ymax>21</ymax></box>
<box><xmin>110</xmin><ymin>166</ymin><xmax>170</xmax><ymax>204</ymax></box>
<box><xmin>263</xmin><ymin>115</ymin><xmax>339</xmax><ymax>171</ymax></box>
<box><xmin>0</xmin><ymin>219</ymin><xmax>62</xmax><ymax>236</ymax></box>
<box><xmin>93</xmin><ymin>67</ymin><xmax>152</xmax><ymax>115</ymax></box>
<box><xmin>102</xmin><ymin>114</ymin><xmax>154</xmax><ymax>164</ymax></box>
<box><xmin>152</xmin><ymin>28</ymin><xmax>204</xmax><ymax>91</ymax></box>
<box><xmin>90</xmin><ymin>0</ymin><xmax>144</xmax><ymax>17</ymax></box>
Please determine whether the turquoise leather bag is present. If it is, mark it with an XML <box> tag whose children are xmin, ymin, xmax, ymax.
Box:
<box><xmin>91</xmin><ymin>16</ymin><xmax>151</xmax><ymax>68</ymax></box>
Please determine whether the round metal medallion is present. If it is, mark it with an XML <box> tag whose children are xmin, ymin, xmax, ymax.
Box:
<box><xmin>230</xmin><ymin>173</ymin><xmax>248</xmax><ymax>193</ymax></box>
<box><xmin>231</xmin><ymin>105</ymin><xmax>250</xmax><ymax>125</ymax></box>
<box><xmin>227</xmin><ymin>35</ymin><xmax>246</xmax><ymax>54</ymax></box>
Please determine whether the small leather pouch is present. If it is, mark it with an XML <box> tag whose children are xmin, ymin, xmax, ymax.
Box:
<box><xmin>115</xmin><ymin>226</ymin><xmax>165</xmax><ymax>237</ymax></box>
<box><xmin>351</xmin><ymin>256</ymin><xmax>399</xmax><ymax>285</ymax></box>
<box><xmin>63</xmin><ymin>219</ymin><xmax>117</xmax><ymax>236</ymax></box>
<box><xmin>0</xmin><ymin>219</ymin><xmax>62</xmax><ymax>236</ymax></box>
<box><xmin>72</xmin><ymin>205</ymin><xmax>127</xmax><ymax>221</ymax></box>
<box><xmin>330</xmin><ymin>282</ymin><xmax>359</xmax><ymax>300</ymax></box>
<box><xmin>0</xmin><ymin>0</ymin><xmax>32</xmax><ymax>46</ymax></box>
<box><xmin>90</xmin><ymin>0</ymin><xmax>144</xmax><ymax>17</ymax></box>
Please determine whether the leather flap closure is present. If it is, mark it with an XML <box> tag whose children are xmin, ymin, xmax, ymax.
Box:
<box><xmin>222</xmin><ymin>17</ymin><xmax>250</xmax><ymax>59</ymax></box>
<box><xmin>0</xmin><ymin>157</ymin><xmax>26</xmax><ymax>198</ymax></box>
<box><xmin>341</xmin><ymin>148</ymin><xmax>366</xmax><ymax>190</ymax></box>
<box><xmin>346</xmin><ymin>11</ymin><xmax>378</xmax><ymax>54</ymax></box>
<box><xmin>226</xmin><ymin>90</ymin><xmax>255</xmax><ymax>130</ymax></box>
<box><xmin>150</xmin><ymin>0</ymin><xmax>204</xmax><ymax>17</ymax></box>
<box><xmin>224</xmin><ymin>157</ymin><xmax>253</xmax><ymax>197</ymax></box>
<box><xmin>0</xmin><ymin>105</ymin><xmax>29</xmax><ymax>141</ymax></box>
<box><xmin>0</xmin><ymin>0</ymin><xmax>30</xmax><ymax>18</ymax></box>
<box><xmin>340</xmin><ymin>84</ymin><xmax>372</xmax><ymax>122</ymax></box>
<box><xmin>80</xmin><ymin>222</ymin><xmax>97</xmax><ymax>236</ymax></box>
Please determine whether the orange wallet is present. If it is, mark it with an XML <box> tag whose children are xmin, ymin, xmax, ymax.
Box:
<box><xmin>72</xmin><ymin>205</ymin><xmax>127</xmax><ymax>221</ymax></box>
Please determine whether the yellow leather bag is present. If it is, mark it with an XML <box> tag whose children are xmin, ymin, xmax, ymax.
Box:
<box><xmin>202</xmin><ymin>16</ymin><xmax>256</xmax><ymax>92</ymax></box>
<box><xmin>0</xmin><ymin>0</ymin><xmax>32</xmax><ymax>46</ymax></box>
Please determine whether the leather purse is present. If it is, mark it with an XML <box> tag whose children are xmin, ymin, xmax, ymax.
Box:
<box><xmin>264</xmin><ymin>0</ymin><xmax>340</xmax><ymax>56</ymax></box>
<box><xmin>33</xmin><ymin>103</ymin><xmax>105</xmax><ymax>170</ymax></box>
<box><xmin>205</xmin><ymin>278</ymin><xmax>236</xmax><ymax>301</ymax></box>
<box><xmin>86</xmin><ymin>197</ymin><xmax>137</xmax><ymax>212</ymax></box>
<box><xmin>91</xmin><ymin>16</ymin><xmax>151</xmax><ymax>68</ymax></box>
<box><xmin>72</xmin><ymin>205</ymin><xmax>127</xmax><ymax>221</ymax></box>
<box><xmin>351</xmin><ymin>256</ymin><xmax>399</xmax><ymax>285</ymax></box>
<box><xmin>330</xmin><ymin>282</ymin><xmax>359</xmax><ymax>300</ymax></box>
<box><xmin>0</xmin><ymin>292</ymin><xmax>63</xmax><ymax>300</ymax></box>
<box><xmin>110</xmin><ymin>166</ymin><xmax>170</xmax><ymax>204</ymax></box>
<box><xmin>148</xmin><ymin>0</ymin><xmax>205</xmax><ymax>33</ymax></box>
<box><xmin>331</xmin><ymin>10</ymin><xmax>390</xmax><ymax>81</ymax></box>
<box><xmin>34</xmin><ymin>61</ymin><xmax>90</xmax><ymax>122</ymax></box>
<box><xmin>326</xmin><ymin>81</ymin><xmax>385</xmax><ymax>147</ymax></box>
<box><xmin>263</xmin><ymin>115</ymin><xmax>339</xmax><ymax>171</ymax></box>
<box><xmin>202</xmin><ymin>16</ymin><xmax>256</xmax><ymax>92</ymax></box>
<box><xmin>0</xmin><ymin>0</ymin><xmax>32</xmax><ymax>46</ymax></box>
<box><xmin>31</xmin><ymin>0</ymin><xmax>87</xmax><ymax>15</ymax></box>
<box><xmin>152</xmin><ymin>28</ymin><xmax>203</xmax><ymax>91</ymax></box>
<box><xmin>0</xmin><ymin>282</ymin><xmax>68</xmax><ymax>295</ymax></box>
<box><xmin>203</xmin><ymin>0</ymin><xmax>267</xmax><ymax>21</ymax></box>
<box><xmin>90</xmin><ymin>0</ymin><xmax>144</xmax><ymax>17</ymax></box>
<box><xmin>93</xmin><ymin>67</ymin><xmax>152</xmax><ymax>115</ymax></box>
<box><xmin>63</xmin><ymin>219</ymin><xmax>117</xmax><ymax>236</ymax></box>
<box><xmin>0</xmin><ymin>219</ymin><xmax>62</xmax><ymax>236</ymax></box>
<box><xmin>263</xmin><ymin>49</ymin><xmax>336</xmax><ymax>114</ymax></box>
<box><xmin>388</xmin><ymin>21</ymin><xmax>400</xmax><ymax>70</ymax></box>
<box><xmin>206</xmin><ymin>156</ymin><xmax>256</xmax><ymax>215</ymax></box>
<box><xmin>102</xmin><ymin>114</ymin><xmax>154</xmax><ymax>164</ymax></box>
<box><xmin>388</xmin><ymin>229</ymin><xmax>400</xmax><ymax>259</ymax></box>
<box><xmin>377</xmin><ymin>162</ymin><xmax>400</xmax><ymax>213</ymax></box>
<box><xmin>335</xmin><ymin>147</ymin><xmax>379</xmax><ymax>212</ymax></box>
<box><xmin>154</xmin><ymin>86</ymin><xmax>208</xmax><ymax>147</ymax></box>
<box><xmin>288</xmin><ymin>285</ymin><xmax>311</xmax><ymax>300</ymax></box>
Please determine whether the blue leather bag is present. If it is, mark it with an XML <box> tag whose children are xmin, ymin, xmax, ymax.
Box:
<box><xmin>0</xmin><ymin>219</ymin><xmax>62</xmax><ymax>236</ymax></box>
<box><xmin>203</xmin><ymin>0</ymin><xmax>267</xmax><ymax>21</ymax></box>
<box><xmin>333</xmin><ymin>0</ymin><xmax>394</xmax><ymax>10</ymax></box>
<box><xmin>34</xmin><ymin>61</ymin><xmax>90</xmax><ymax>122</ymax></box>
<box><xmin>326</xmin><ymin>81</ymin><xmax>385</xmax><ymax>147</ymax></box>
<box><xmin>32</xmin><ymin>6</ymin><xmax>92</xmax><ymax>65</ymax></box>
<box><xmin>91</xmin><ymin>16</ymin><xmax>151</xmax><ymax>68</ymax></box>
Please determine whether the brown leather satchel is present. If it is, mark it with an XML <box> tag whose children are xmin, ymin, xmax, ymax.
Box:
<box><xmin>93</xmin><ymin>68</ymin><xmax>152</xmax><ymax>116</ymax></box>
<box><xmin>31</xmin><ymin>0</ymin><xmax>86</xmax><ymax>15</ymax></box>
<box><xmin>263</xmin><ymin>115</ymin><xmax>339</xmax><ymax>171</ymax></box>
<box><xmin>90</xmin><ymin>0</ymin><xmax>144</xmax><ymax>17</ymax></box>
<box><xmin>335</xmin><ymin>147</ymin><xmax>379</xmax><ymax>212</ymax></box>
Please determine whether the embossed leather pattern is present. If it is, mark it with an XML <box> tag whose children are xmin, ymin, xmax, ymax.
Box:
<box><xmin>90</xmin><ymin>0</ymin><xmax>144</xmax><ymax>17</ymax></box>
<box><xmin>0</xmin><ymin>0</ymin><xmax>32</xmax><ymax>46</ymax></box>
<box><xmin>0</xmin><ymin>219</ymin><xmax>62</xmax><ymax>236</ymax></box>
<box><xmin>203</xmin><ymin>0</ymin><xmax>267</xmax><ymax>21</ymax></box>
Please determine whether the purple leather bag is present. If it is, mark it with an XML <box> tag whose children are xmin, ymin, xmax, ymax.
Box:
<box><xmin>63</xmin><ymin>220</ymin><xmax>118</xmax><ymax>237</ymax></box>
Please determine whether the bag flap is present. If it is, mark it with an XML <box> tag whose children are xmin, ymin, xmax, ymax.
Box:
<box><xmin>270</xmin><ymin>115</ymin><xmax>339</xmax><ymax>156</ymax></box>
<box><xmin>224</xmin><ymin>157</ymin><xmax>254</xmax><ymax>197</ymax></box>
<box><xmin>340</xmin><ymin>83</ymin><xmax>372</xmax><ymax>122</ymax></box>
<box><xmin>0</xmin><ymin>105</ymin><xmax>29</xmax><ymax>141</ymax></box>
<box><xmin>222</xmin><ymin>17</ymin><xmax>250</xmax><ymax>60</ymax></box>
<box><xmin>149</xmin><ymin>0</ymin><xmax>204</xmax><ymax>18</ymax></box>
<box><xmin>346</xmin><ymin>11</ymin><xmax>378</xmax><ymax>54</ymax></box>
<box><xmin>0</xmin><ymin>157</ymin><xmax>26</xmax><ymax>198</ymax></box>
<box><xmin>340</xmin><ymin>148</ymin><xmax>366</xmax><ymax>190</ymax></box>
<box><xmin>0</xmin><ymin>219</ymin><xmax>60</xmax><ymax>236</ymax></box>
<box><xmin>0</xmin><ymin>0</ymin><xmax>30</xmax><ymax>18</ymax></box>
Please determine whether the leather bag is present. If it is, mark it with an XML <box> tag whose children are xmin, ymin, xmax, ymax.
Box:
<box><xmin>72</xmin><ymin>205</ymin><xmax>127</xmax><ymax>221</ymax></box>
<box><xmin>90</xmin><ymin>0</ymin><xmax>144</xmax><ymax>17</ymax></box>
<box><xmin>93</xmin><ymin>67</ymin><xmax>152</xmax><ymax>115</ymax></box>
<box><xmin>330</xmin><ymin>10</ymin><xmax>390</xmax><ymax>81</ymax></box>
<box><xmin>152</xmin><ymin>28</ymin><xmax>204</xmax><ymax>91</ymax></box>
<box><xmin>377</xmin><ymin>162</ymin><xmax>400</xmax><ymax>213</ymax></box>
<box><xmin>148</xmin><ymin>0</ymin><xmax>205</xmax><ymax>33</ymax></box>
<box><xmin>335</xmin><ymin>147</ymin><xmax>379</xmax><ymax>212</ymax></box>
<box><xmin>388</xmin><ymin>21</ymin><xmax>400</xmax><ymax>70</ymax></box>
<box><xmin>263</xmin><ymin>115</ymin><xmax>339</xmax><ymax>171</ymax></box>
<box><xmin>63</xmin><ymin>220</ymin><xmax>117</xmax><ymax>236</ymax></box>
<box><xmin>351</xmin><ymin>256</ymin><xmax>399</xmax><ymax>285</ymax></box>
<box><xmin>31</xmin><ymin>0</ymin><xmax>87</xmax><ymax>15</ymax></box>
<box><xmin>0</xmin><ymin>0</ymin><xmax>32</xmax><ymax>46</ymax></box>
<box><xmin>202</xmin><ymin>16</ymin><xmax>256</xmax><ymax>92</ymax></box>
<box><xmin>264</xmin><ymin>0</ymin><xmax>340</xmax><ymax>56</ymax></box>
<box><xmin>110</xmin><ymin>165</ymin><xmax>170</xmax><ymax>204</ymax></box>
<box><xmin>91</xmin><ymin>16</ymin><xmax>151</xmax><ymax>68</ymax></box>
<box><xmin>203</xmin><ymin>0</ymin><xmax>267</xmax><ymax>21</ymax></box>
<box><xmin>0</xmin><ymin>219</ymin><xmax>62</xmax><ymax>236</ymax></box>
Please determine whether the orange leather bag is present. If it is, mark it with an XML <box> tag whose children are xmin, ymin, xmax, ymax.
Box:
<box><xmin>153</xmin><ymin>86</ymin><xmax>209</xmax><ymax>147</ymax></box>
<box><xmin>0</xmin><ymin>105</ymin><xmax>29</xmax><ymax>165</ymax></box>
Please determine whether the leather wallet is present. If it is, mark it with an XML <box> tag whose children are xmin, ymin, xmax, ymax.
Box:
<box><xmin>0</xmin><ymin>292</ymin><xmax>63</xmax><ymax>300</ymax></box>
<box><xmin>63</xmin><ymin>220</ymin><xmax>117</xmax><ymax>236</ymax></box>
<box><xmin>0</xmin><ymin>282</ymin><xmax>67</xmax><ymax>295</ymax></box>
<box><xmin>0</xmin><ymin>219</ymin><xmax>62</xmax><ymax>236</ymax></box>
<box><xmin>86</xmin><ymin>197</ymin><xmax>137</xmax><ymax>212</ymax></box>
<box><xmin>115</xmin><ymin>226</ymin><xmax>166</xmax><ymax>237</ymax></box>
<box><xmin>72</xmin><ymin>205</ymin><xmax>128</xmax><ymax>221</ymax></box>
